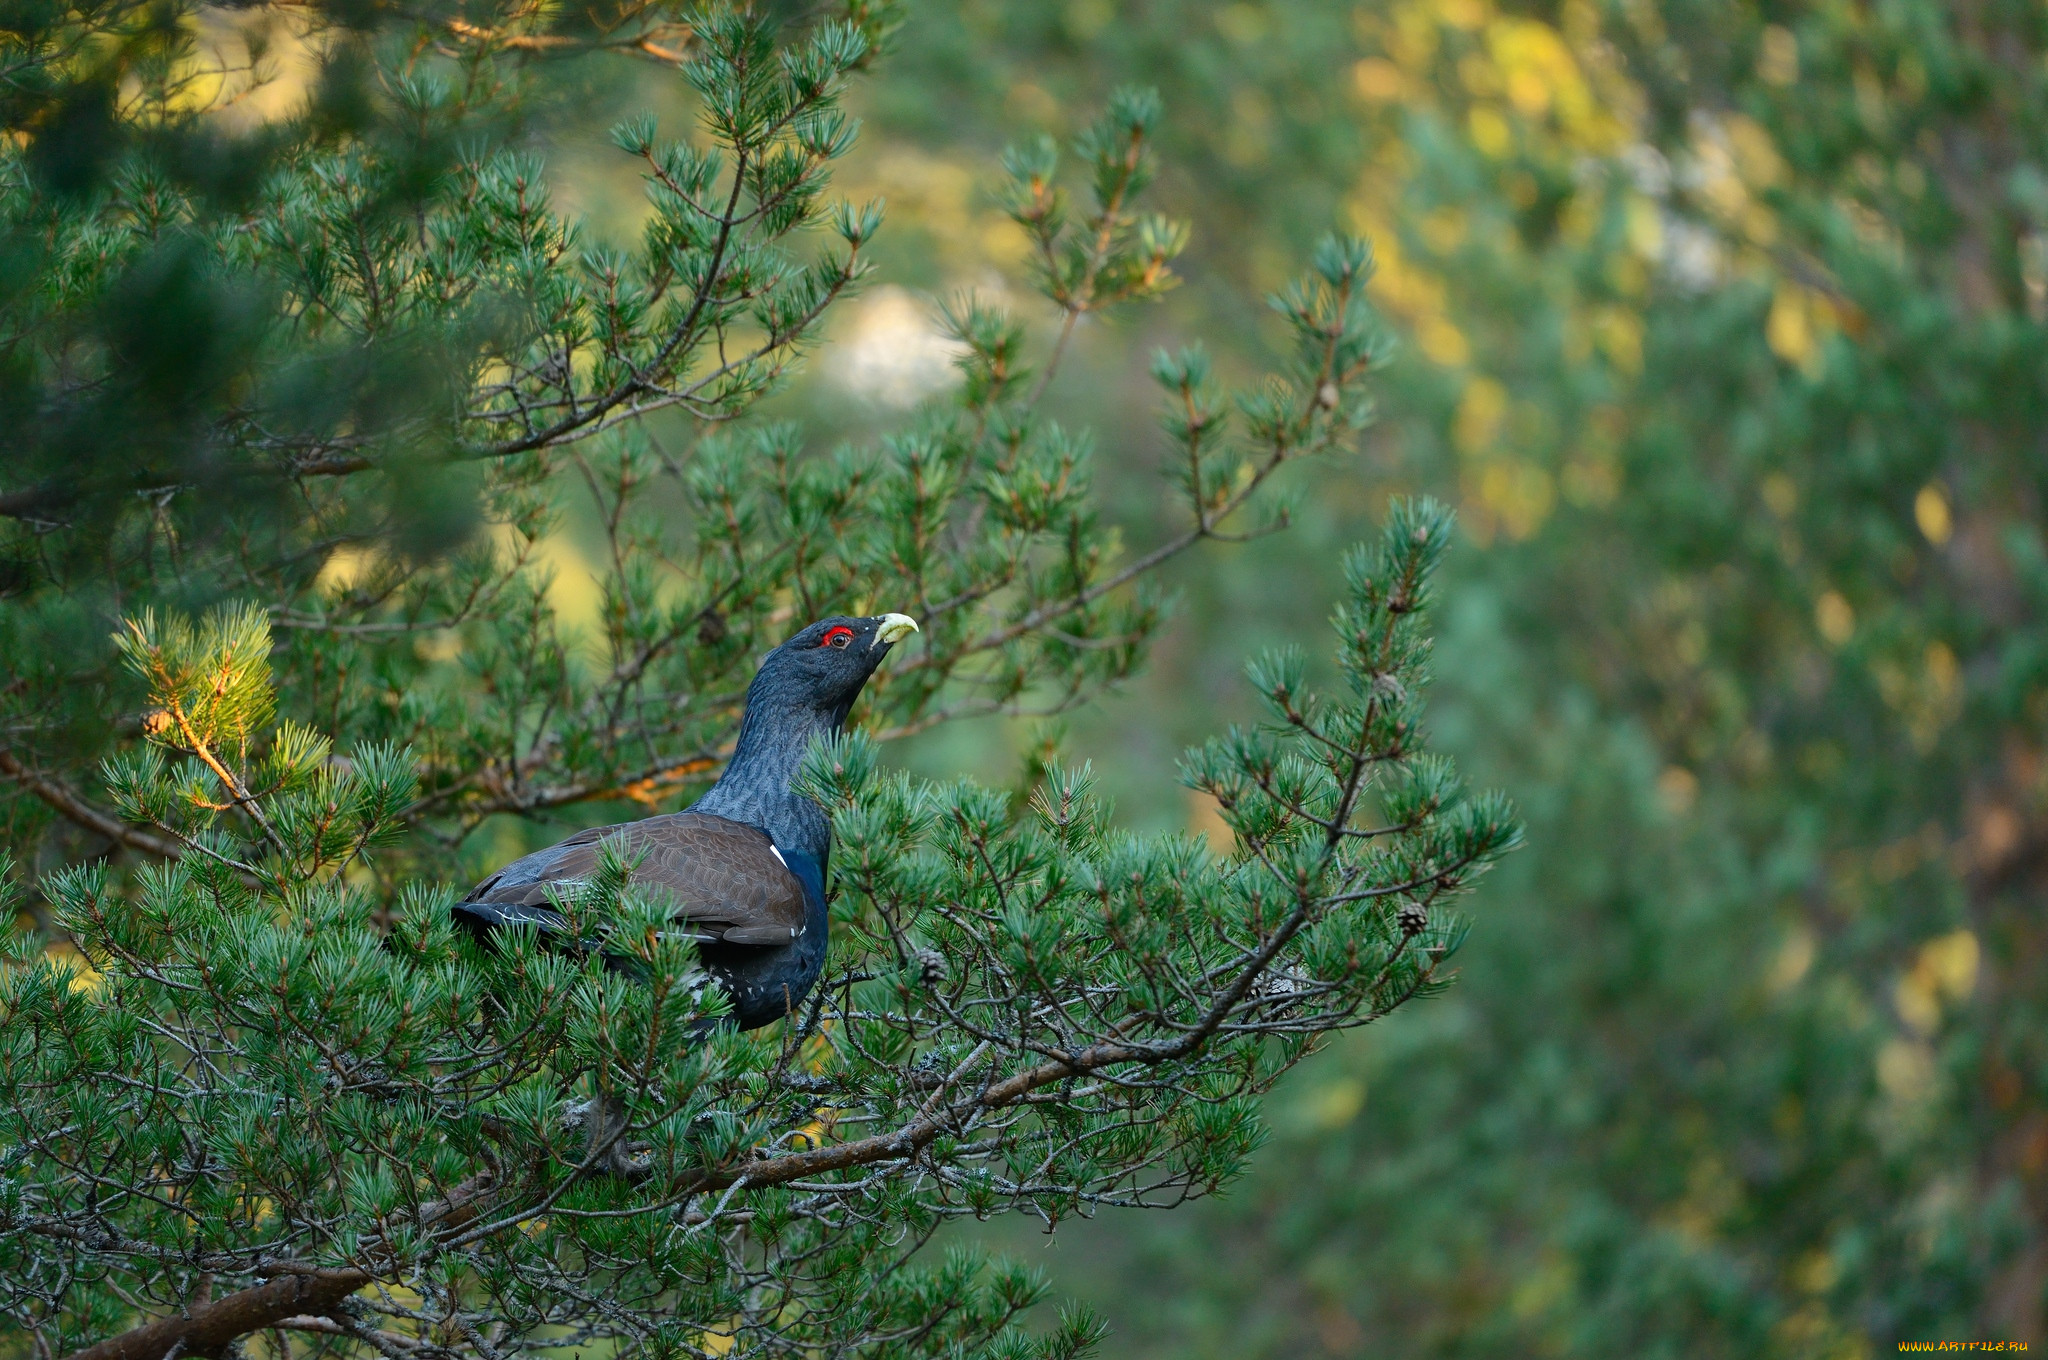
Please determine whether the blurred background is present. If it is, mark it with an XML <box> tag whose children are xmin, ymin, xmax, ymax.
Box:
<box><xmin>789</xmin><ymin>5</ymin><xmax>2048</xmax><ymax>1355</ymax></box>
<box><xmin>750</xmin><ymin>6</ymin><xmax>2045</xmax><ymax>1355</ymax></box>
<box><xmin>13</xmin><ymin>0</ymin><xmax>2048</xmax><ymax>1353</ymax></box>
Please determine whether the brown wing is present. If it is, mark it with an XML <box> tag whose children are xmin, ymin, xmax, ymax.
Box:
<box><xmin>460</xmin><ymin>812</ymin><xmax>809</xmax><ymax>945</ymax></box>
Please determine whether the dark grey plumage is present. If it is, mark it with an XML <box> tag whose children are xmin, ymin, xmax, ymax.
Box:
<box><xmin>451</xmin><ymin>612</ymin><xmax>916</xmax><ymax>1029</ymax></box>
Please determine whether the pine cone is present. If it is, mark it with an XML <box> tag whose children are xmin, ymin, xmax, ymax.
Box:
<box><xmin>1396</xmin><ymin>903</ymin><xmax>1429</xmax><ymax>937</ymax></box>
<box><xmin>1252</xmin><ymin>961</ymin><xmax>1313</xmax><ymax>1016</ymax></box>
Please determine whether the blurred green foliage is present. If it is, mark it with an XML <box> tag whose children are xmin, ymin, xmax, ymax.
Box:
<box><xmin>822</xmin><ymin>0</ymin><xmax>2048</xmax><ymax>1355</ymax></box>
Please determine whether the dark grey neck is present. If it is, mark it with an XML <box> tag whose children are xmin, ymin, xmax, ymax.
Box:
<box><xmin>690</xmin><ymin>696</ymin><xmax>840</xmax><ymax>859</ymax></box>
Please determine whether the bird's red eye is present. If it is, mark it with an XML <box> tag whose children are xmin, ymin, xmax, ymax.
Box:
<box><xmin>822</xmin><ymin>626</ymin><xmax>855</xmax><ymax>649</ymax></box>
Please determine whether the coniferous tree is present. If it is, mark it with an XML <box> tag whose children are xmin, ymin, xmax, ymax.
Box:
<box><xmin>0</xmin><ymin>3</ymin><xmax>1521</xmax><ymax>1356</ymax></box>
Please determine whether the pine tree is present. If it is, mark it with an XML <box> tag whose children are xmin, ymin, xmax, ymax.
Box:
<box><xmin>0</xmin><ymin>4</ymin><xmax>1521</xmax><ymax>1355</ymax></box>
<box><xmin>2</xmin><ymin>516</ymin><xmax>1516</xmax><ymax>1355</ymax></box>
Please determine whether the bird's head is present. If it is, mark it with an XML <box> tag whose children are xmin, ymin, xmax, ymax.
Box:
<box><xmin>749</xmin><ymin>613</ymin><xmax>919</xmax><ymax>725</ymax></box>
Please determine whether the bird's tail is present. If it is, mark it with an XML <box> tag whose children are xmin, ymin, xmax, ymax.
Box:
<box><xmin>451</xmin><ymin>900</ymin><xmax>655</xmax><ymax>982</ymax></box>
<box><xmin>450</xmin><ymin>899</ymin><xmax>568</xmax><ymax>943</ymax></box>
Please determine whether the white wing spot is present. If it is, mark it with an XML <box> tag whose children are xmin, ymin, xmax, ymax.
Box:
<box><xmin>770</xmin><ymin>845</ymin><xmax>788</xmax><ymax>867</ymax></box>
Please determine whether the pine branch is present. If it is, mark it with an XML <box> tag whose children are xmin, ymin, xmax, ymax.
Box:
<box><xmin>0</xmin><ymin>749</ymin><xmax>185</xmax><ymax>862</ymax></box>
<box><xmin>60</xmin><ymin>1269</ymin><xmax>368</xmax><ymax>1360</ymax></box>
<box><xmin>54</xmin><ymin>1176</ymin><xmax>501</xmax><ymax>1360</ymax></box>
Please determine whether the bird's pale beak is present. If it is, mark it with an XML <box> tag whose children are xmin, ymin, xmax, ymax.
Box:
<box><xmin>873</xmin><ymin>613</ymin><xmax>919</xmax><ymax>648</ymax></box>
